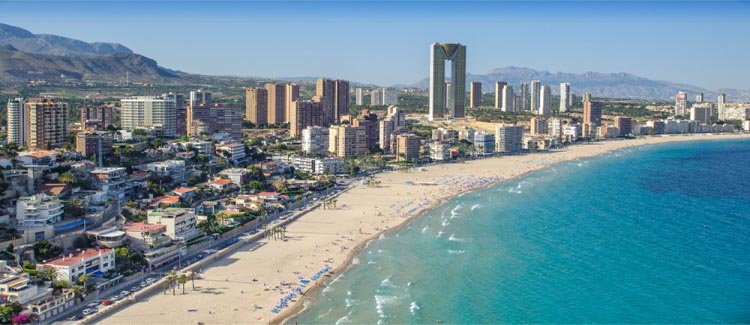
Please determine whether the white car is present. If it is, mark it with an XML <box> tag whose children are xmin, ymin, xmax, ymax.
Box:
<box><xmin>82</xmin><ymin>308</ymin><xmax>97</xmax><ymax>316</ymax></box>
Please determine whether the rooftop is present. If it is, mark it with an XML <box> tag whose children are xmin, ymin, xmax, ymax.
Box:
<box><xmin>123</xmin><ymin>222</ymin><xmax>166</xmax><ymax>233</ymax></box>
<box><xmin>43</xmin><ymin>248</ymin><xmax>113</xmax><ymax>267</ymax></box>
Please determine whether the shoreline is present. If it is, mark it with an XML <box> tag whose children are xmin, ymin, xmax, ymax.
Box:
<box><xmin>97</xmin><ymin>134</ymin><xmax>749</xmax><ymax>325</ymax></box>
<box><xmin>273</xmin><ymin>134</ymin><xmax>750</xmax><ymax>324</ymax></box>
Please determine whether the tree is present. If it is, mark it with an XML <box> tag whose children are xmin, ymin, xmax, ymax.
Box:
<box><xmin>33</xmin><ymin>240</ymin><xmax>61</xmax><ymax>262</ymax></box>
<box><xmin>78</xmin><ymin>274</ymin><xmax>91</xmax><ymax>292</ymax></box>
<box><xmin>5</xmin><ymin>243</ymin><xmax>13</xmax><ymax>254</ymax></box>
<box><xmin>178</xmin><ymin>274</ymin><xmax>188</xmax><ymax>294</ymax></box>
<box><xmin>39</xmin><ymin>267</ymin><xmax>57</xmax><ymax>282</ymax></box>
<box><xmin>57</xmin><ymin>172</ymin><xmax>77</xmax><ymax>185</ymax></box>
<box><xmin>0</xmin><ymin>302</ymin><xmax>21</xmax><ymax>324</ymax></box>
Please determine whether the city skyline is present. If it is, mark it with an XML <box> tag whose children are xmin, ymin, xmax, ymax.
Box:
<box><xmin>1</xmin><ymin>1</ymin><xmax>749</xmax><ymax>89</ymax></box>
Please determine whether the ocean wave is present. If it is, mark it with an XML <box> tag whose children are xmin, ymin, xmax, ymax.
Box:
<box><xmin>367</xmin><ymin>260</ymin><xmax>377</xmax><ymax>265</ymax></box>
<box><xmin>375</xmin><ymin>294</ymin><xmax>400</xmax><ymax>322</ymax></box>
<box><xmin>345</xmin><ymin>297</ymin><xmax>356</xmax><ymax>308</ymax></box>
<box><xmin>448</xmin><ymin>234</ymin><xmax>468</xmax><ymax>242</ymax></box>
<box><xmin>351</xmin><ymin>257</ymin><xmax>360</xmax><ymax>265</ymax></box>
<box><xmin>409</xmin><ymin>301</ymin><xmax>421</xmax><ymax>315</ymax></box>
<box><xmin>421</xmin><ymin>225</ymin><xmax>429</xmax><ymax>233</ymax></box>
<box><xmin>450</xmin><ymin>204</ymin><xmax>462</xmax><ymax>215</ymax></box>
<box><xmin>335</xmin><ymin>313</ymin><xmax>352</xmax><ymax>325</ymax></box>
<box><xmin>448</xmin><ymin>249</ymin><xmax>466</xmax><ymax>254</ymax></box>
<box><xmin>470</xmin><ymin>204</ymin><xmax>483</xmax><ymax>211</ymax></box>
<box><xmin>379</xmin><ymin>233</ymin><xmax>386</xmax><ymax>240</ymax></box>
<box><xmin>380</xmin><ymin>276</ymin><xmax>398</xmax><ymax>289</ymax></box>
<box><xmin>436</xmin><ymin>231</ymin><xmax>443</xmax><ymax>238</ymax></box>
<box><xmin>442</xmin><ymin>219</ymin><xmax>449</xmax><ymax>227</ymax></box>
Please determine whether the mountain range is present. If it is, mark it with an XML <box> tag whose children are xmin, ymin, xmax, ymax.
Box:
<box><xmin>0</xmin><ymin>23</ymin><xmax>747</xmax><ymax>101</ymax></box>
<box><xmin>408</xmin><ymin>67</ymin><xmax>747</xmax><ymax>101</ymax></box>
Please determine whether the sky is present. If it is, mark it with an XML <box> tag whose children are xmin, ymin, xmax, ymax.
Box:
<box><xmin>1</xmin><ymin>0</ymin><xmax>749</xmax><ymax>89</ymax></box>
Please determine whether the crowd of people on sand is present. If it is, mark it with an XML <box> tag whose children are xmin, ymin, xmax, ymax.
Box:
<box><xmin>270</xmin><ymin>266</ymin><xmax>333</xmax><ymax>314</ymax></box>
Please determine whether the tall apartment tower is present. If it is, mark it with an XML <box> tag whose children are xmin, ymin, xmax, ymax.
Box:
<box><xmin>26</xmin><ymin>98</ymin><xmax>68</xmax><ymax>150</ymax></box>
<box><xmin>120</xmin><ymin>95</ymin><xmax>177</xmax><ymax>136</ymax></box>
<box><xmin>695</xmin><ymin>92</ymin><xmax>704</xmax><ymax>103</ymax></box>
<box><xmin>429</xmin><ymin>42</ymin><xmax>466</xmax><ymax>120</ymax></box>
<box><xmin>316</xmin><ymin>78</ymin><xmax>350</xmax><ymax>124</ymax></box>
<box><xmin>539</xmin><ymin>86</ymin><xmax>552</xmax><ymax>115</ymax></box>
<box><xmin>530</xmin><ymin>80</ymin><xmax>541</xmax><ymax>113</ymax></box>
<box><xmin>559</xmin><ymin>83</ymin><xmax>571</xmax><ymax>112</ymax></box>
<box><xmin>501</xmin><ymin>85</ymin><xmax>515</xmax><ymax>113</ymax></box>
<box><xmin>583</xmin><ymin>93</ymin><xmax>602</xmax><ymax>137</ymax></box>
<box><xmin>382</xmin><ymin>88</ymin><xmax>398</xmax><ymax>106</ymax></box>
<box><xmin>6</xmin><ymin>98</ymin><xmax>26</xmax><ymax>146</ymax></box>
<box><xmin>370</xmin><ymin>89</ymin><xmax>383</xmax><ymax>106</ymax></box>
<box><xmin>717</xmin><ymin>93</ymin><xmax>727</xmax><ymax>120</ymax></box>
<box><xmin>289</xmin><ymin>100</ymin><xmax>324</xmax><ymax>138</ymax></box>
<box><xmin>189</xmin><ymin>89</ymin><xmax>212</xmax><ymax>107</ymax></box>
<box><xmin>285</xmin><ymin>83</ymin><xmax>301</xmax><ymax>123</ymax></box>
<box><xmin>519</xmin><ymin>82</ymin><xmax>529</xmax><ymax>110</ymax></box>
<box><xmin>265</xmin><ymin>83</ymin><xmax>287</xmax><ymax>125</ymax></box>
<box><xmin>355</xmin><ymin>88</ymin><xmax>364</xmax><ymax>106</ymax></box>
<box><xmin>245</xmin><ymin>87</ymin><xmax>268</xmax><ymax>126</ymax></box>
<box><xmin>187</xmin><ymin>104</ymin><xmax>243</xmax><ymax>139</ymax></box>
<box><xmin>675</xmin><ymin>91</ymin><xmax>688</xmax><ymax>116</ymax></box>
<box><xmin>495</xmin><ymin>125</ymin><xmax>524</xmax><ymax>154</ymax></box>
<box><xmin>470</xmin><ymin>82</ymin><xmax>482</xmax><ymax>108</ymax></box>
<box><xmin>494</xmin><ymin>81</ymin><xmax>507</xmax><ymax>108</ymax></box>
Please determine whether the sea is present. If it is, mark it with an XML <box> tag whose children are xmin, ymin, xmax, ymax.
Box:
<box><xmin>290</xmin><ymin>139</ymin><xmax>750</xmax><ymax>324</ymax></box>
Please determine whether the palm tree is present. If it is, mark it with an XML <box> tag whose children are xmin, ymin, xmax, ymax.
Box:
<box><xmin>39</xmin><ymin>267</ymin><xmax>57</xmax><ymax>283</ymax></box>
<box><xmin>168</xmin><ymin>270</ymin><xmax>177</xmax><ymax>296</ymax></box>
<box><xmin>189</xmin><ymin>272</ymin><xmax>196</xmax><ymax>290</ymax></box>
<box><xmin>178</xmin><ymin>274</ymin><xmax>188</xmax><ymax>294</ymax></box>
<box><xmin>78</xmin><ymin>274</ymin><xmax>90</xmax><ymax>293</ymax></box>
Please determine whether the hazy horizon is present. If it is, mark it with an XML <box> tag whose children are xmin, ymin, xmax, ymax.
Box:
<box><xmin>1</xmin><ymin>0</ymin><xmax>748</xmax><ymax>89</ymax></box>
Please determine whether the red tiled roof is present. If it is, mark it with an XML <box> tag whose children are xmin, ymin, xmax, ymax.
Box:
<box><xmin>172</xmin><ymin>187</ymin><xmax>196</xmax><ymax>194</ymax></box>
<box><xmin>123</xmin><ymin>222</ymin><xmax>166</xmax><ymax>233</ymax></box>
<box><xmin>43</xmin><ymin>248</ymin><xmax>113</xmax><ymax>267</ymax></box>
<box><xmin>150</xmin><ymin>195</ymin><xmax>180</xmax><ymax>206</ymax></box>
<box><xmin>37</xmin><ymin>183</ymin><xmax>71</xmax><ymax>196</ymax></box>
<box><xmin>210</xmin><ymin>179</ymin><xmax>232</xmax><ymax>186</ymax></box>
<box><xmin>259</xmin><ymin>191</ymin><xmax>278</xmax><ymax>196</ymax></box>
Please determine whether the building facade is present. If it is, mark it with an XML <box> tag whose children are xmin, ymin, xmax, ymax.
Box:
<box><xmin>245</xmin><ymin>87</ymin><xmax>268</xmax><ymax>125</ymax></box>
<box><xmin>470</xmin><ymin>82</ymin><xmax>482</xmax><ymax>108</ymax></box>
<box><xmin>6</xmin><ymin>98</ymin><xmax>26</xmax><ymax>146</ymax></box>
<box><xmin>26</xmin><ymin>98</ymin><xmax>68</xmax><ymax>150</ymax></box>
<box><xmin>429</xmin><ymin>42</ymin><xmax>466</xmax><ymax>120</ymax></box>
<box><xmin>120</xmin><ymin>95</ymin><xmax>177</xmax><ymax>136</ymax></box>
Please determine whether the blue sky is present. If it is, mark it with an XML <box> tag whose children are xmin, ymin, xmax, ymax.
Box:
<box><xmin>1</xmin><ymin>0</ymin><xmax>749</xmax><ymax>89</ymax></box>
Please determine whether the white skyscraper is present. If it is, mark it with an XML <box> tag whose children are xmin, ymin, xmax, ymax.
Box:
<box><xmin>559</xmin><ymin>83</ymin><xmax>570</xmax><ymax>112</ymax></box>
<box><xmin>355</xmin><ymin>88</ymin><xmax>364</xmax><ymax>106</ymax></box>
<box><xmin>6</xmin><ymin>98</ymin><xmax>26</xmax><ymax>146</ymax></box>
<box><xmin>501</xmin><ymin>85</ymin><xmax>515</xmax><ymax>113</ymax></box>
<box><xmin>189</xmin><ymin>89</ymin><xmax>212</xmax><ymax>107</ymax></box>
<box><xmin>539</xmin><ymin>86</ymin><xmax>552</xmax><ymax>116</ymax></box>
<box><xmin>382</xmin><ymin>88</ymin><xmax>398</xmax><ymax>106</ymax></box>
<box><xmin>530</xmin><ymin>80</ymin><xmax>541</xmax><ymax>114</ymax></box>
<box><xmin>121</xmin><ymin>95</ymin><xmax>178</xmax><ymax>136</ymax></box>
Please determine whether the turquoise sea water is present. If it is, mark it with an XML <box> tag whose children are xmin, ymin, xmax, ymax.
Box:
<box><xmin>291</xmin><ymin>139</ymin><xmax>750</xmax><ymax>324</ymax></box>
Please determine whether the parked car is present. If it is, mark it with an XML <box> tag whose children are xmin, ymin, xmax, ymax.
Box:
<box><xmin>111</xmin><ymin>295</ymin><xmax>122</xmax><ymax>301</ymax></box>
<box><xmin>82</xmin><ymin>308</ymin><xmax>97</xmax><ymax>316</ymax></box>
<box><xmin>102</xmin><ymin>299</ymin><xmax>113</xmax><ymax>306</ymax></box>
<box><xmin>146</xmin><ymin>278</ymin><xmax>156</xmax><ymax>284</ymax></box>
<box><xmin>120</xmin><ymin>291</ymin><xmax>131</xmax><ymax>296</ymax></box>
<box><xmin>140</xmin><ymin>281</ymin><xmax>148</xmax><ymax>287</ymax></box>
<box><xmin>131</xmin><ymin>286</ymin><xmax>141</xmax><ymax>292</ymax></box>
<box><xmin>86</xmin><ymin>302</ymin><xmax>100</xmax><ymax>308</ymax></box>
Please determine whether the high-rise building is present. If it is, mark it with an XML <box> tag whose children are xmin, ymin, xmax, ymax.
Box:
<box><xmin>189</xmin><ymin>89</ymin><xmax>212</xmax><ymax>107</ymax></box>
<box><xmin>26</xmin><ymin>98</ymin><xmax>68</xmax><ymax>150</ymax></box>
<box><xmin>559</xmin><ymin>83</ymin><xmax>570</xmax><ymax>112</ymax></box>
<box><xmin>429</xmin><ymin>42</ymin><xmax>466</xmax><ymax>120</ymax></box>
<box><xmin>379</xmin><ymin>106</ymin><xmax>405</xmax><ymax>153</ymax></box>
<box><xmin>396</xmin><ymin>133</ymin><xmax>421</xmax><ymax>161</ymax></box>
<box><xmin>717</xmin><ymin>93</ymin><xmax>727</xmax><ymax>120</ymax></box>
<box><xmin>548</xmin><ymin>118</ymin><xmax>563</xmax><ymax>139</ymax></box>
<box><xmin>330</xmin><ymin>125</ymin><xmax>367</xmax><ymax>158</ymax></box>
<box><xmin>519</xmin><ymin>82</ymin><xmax>529</xmax><ymax>110</ymax></box>
<box><xmin>289</xmin><ymin>100</ymin><xmax>325</xmax><ymax>138</ymax></box>
<box><xmin>495</xmin><ymin>125</ymin><xmax>524</xmax><ymax>154</ymax></box>
<box><xmin>175</xmin><ymin>94</ymin><xmax>187</xmax><ymax>137</ymax></box>
<box><xmin>75</xmin><ymin>131</ymin><xmax>114</xmax><ymax>163</ymax></box>
<box><xmin>568</xmin><ymin>93</ymin><xmax>575</xmax><ymax>108</ymax></box>
<box><xmin>539</xmin><ymin>86</ymin><xmax>552</xmax><ymax>115</ymax></box>
<box><xmin>265</xmin><ymin>83</ymin><xmax>287</xmax><ymax>125</ymax></box>
<box><xmin>352</xmin><ymin>110</ymin><xmax>379</xmax><ymax>150</ymax></box>
<box><xmin>514</xmin><ymin>95</ymin><xmax>523</xmax><ymax>114</ymax></box>
<box><xmin>530</xmin><ymin>80</ymin><xmax>541</xmax><ymax>114</ymax></box>
<box><xmin>583</xmin><ymin>94</ymin><xmax>602</xmax><ymax>138</ymax></box>
<box><xmin>502</xmin><ymin>85</ymin><xmax>515</xmax><ymax>113</ymax></box>
<box><xmin>530</xmin><ymin>117</ymin><xmax>547</xmax><ymax>135</ymax></box>
<box><xmin>494</xmin><ymin>81</ymin><xmax>507</xmax><ymax>109</ymax></box>
<box><xmin>690</xmin><ymin>106</ymin><xmax>710</xmax><ymax>124</ymax></box>
<box><xmin>316</xmin><ymin>78</ymin><xmax>350</xmax><ymax>124</ymax></box>
<box><xmin>370</xmin><ymin>89</ymin><xmax>382</xmax><ymax>106</ymax></box>
<box><xmin>6</xmin><ymin>98</ymin><xmax>26</xmax><ymax>146</ymax></box>
<box><xmin>302</xmin><ymin>126</ymin><xmax>329</xmax><ymax>155</ymax></box>
<box><xmin>245</xmin><ymin>87</ymin><xmax>268</xmax><ymax>126</ymax></box>
<box><xmin>470</xmin><ymin>82</ymin><xmax>482</xmax><ymax>108</ymax></box>
<box><xmin>285</xmin><ymin>83</ymin><xmax>301</xmax><ymax>123</ymax></box>
<box><xmin>695</xmin><ymin>92</ymin><xmax>704</xmax><ymax>103</ymax></box>
<box><xmin>675</xmin><ymin>91</ymin><xmax>688</xmax><ymax>116</ymax></box>
<box><xmin>120</xmin><ymin>95</ymin><xmax>177</xmax><ymax>137</ymax></box>
<box><xmin>80</xmin><ymin>105</ymin><xmax>115</xmax><ymax>130</ymax></box>
<box><xmin>614</xmin><ymin>116</ymin><xmax>632</xmax><ymax>136</ymax></box>
<box><xmin>355</xmin><ymin>88</ymin><xmax>364</xmax><ymax>106</ymax></box>
<box><xmin>382</xmin><ymin>88</ymin><xmax>398</xmax><ymax>105</ymax></box>
<box><xmin>187</xmin><ymin>104</ymin><xmax>243</xmax><ymax>139</ymax></box>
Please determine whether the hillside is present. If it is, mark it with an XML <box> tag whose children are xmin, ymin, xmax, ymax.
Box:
<box><xmin>0</xmin><ymin>23</ymin><xmax>132</xmax><ymax>57</ymax></box>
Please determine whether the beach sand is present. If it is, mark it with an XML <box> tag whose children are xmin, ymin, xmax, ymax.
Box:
<box><xmin>97</xmin><ymin>134</ymin><xmax>749</xmax><ymax>325</ymax></box>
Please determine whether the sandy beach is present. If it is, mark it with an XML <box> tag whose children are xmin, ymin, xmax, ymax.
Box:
<box><xmin>96</xmin><ymin>134</ymin><xmax>749</xmax><ymax>325</ymax></box>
